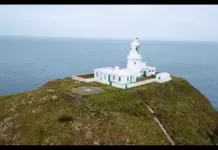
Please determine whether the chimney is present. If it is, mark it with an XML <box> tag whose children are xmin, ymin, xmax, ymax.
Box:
<box><xmin>115</xmin><ymin>66</ymin><xmax>119</xmax><ymax>71</ymax></box>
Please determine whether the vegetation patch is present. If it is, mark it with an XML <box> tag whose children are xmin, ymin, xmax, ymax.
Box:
<box><xmin>137</xmin><ymin>75</ymin><xmax>155</xmax><ymax>82</ymax></box>
<box><xmin>58</xmin><ymin>115</ymin><xmax>73</xmax><ymax>123</ymax></box>
<box><xmin>62</xmin><ymin>92</ymin><xmax>83</xmax><ymax>104</ymax></box>
<box><xmin>41</xmin><ymin>81</ymin><xmax>54</xmax><ymax>88</ymax></box>
<box><xmin>0</xmin><ymin>76</ymin><xmax>217</xmax><ymax>145</ymax></box>
<box><xmin>133</xmin><ymin>77</ymin><xmax>218</xmax><ymax>145</ymax></box>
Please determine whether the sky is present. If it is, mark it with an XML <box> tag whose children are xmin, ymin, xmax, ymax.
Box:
<box><xmin>0</xmin><ymin>5</ymin><xmax>218</xmax><ymax>41</ymax></box>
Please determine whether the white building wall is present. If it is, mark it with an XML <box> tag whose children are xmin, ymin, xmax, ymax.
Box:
<box><xmin>126</xmin><ymin>76</ymin><xmax>132</xmax><ymax>83</ymax></box>
<box><xmin>126</xmin><ymin>75</ymin><xmax>135</xmax><ymax>83</ymax></box>
<box><xmin>142</xmin><ymin>68</ymin><xmax>156</xmax><ymax>77</ymax></box>
<box><xmin>94</xmin><ymin>70</ymin><xmax>99</xmax><ymax>79</ymax></box>
<box><xmin>141</xmin><ymin>62</ymin><xmax>146</xmax><ymax>67</ymax></box>
<box><xmin>121</xmin><ymin>76</ymin><xmax>128</xmax><ymax>84</ymax></box>
<box><xmin>94</xmin><ymin>71</ymin><xmax>107</xmax><ymax>81</ymax></box>
<box><xmin>109</xmin><ymin>75</ymin><xmax>137</xmax><ymax>89</ymax></box>
<box><xmin>127</xmin><ymin>59</ymin><xmax>142</xmax><ymax>77</ymax></box>
<box><xmin>102</xmin><ymin>73</ymin><xmax>107</xmax><ymax>81</ymax></box>
<box><xmin>112</xmin><ymin>75</ymin><xmax>118</xmax><ymax>83</ymax></box>
<box><xmin>131</xmin><ymin>76</ymin><xmax>137</xmax><ymax>83</ymax></box>
<box><xmin>110</xmin><ymin>74</ymin><xmax>116</xmax><ymax>82</ymax></box>
<box><xmin>140</xmin><ymin>70</ymin><xmax>144</xmax><ymax>76</ymax></box>
<box><xmin>116</xmin><ymin>75</ymin><xmax>121</xmax><ymax>83</ymax></box>
<box><xmin>110</xmin><ymin>74</ymin><xmax>127</xmax><ymax>84</ymax></box>
<box><xmin>96</xmin><ymin>79</ymin><xmax>110</xmax><ymax>85</ymax></box>
<box><xmin>112</xmin><ymin>82</ymin><xmax>126</xmax><ymax>89</ymax></box>
<box><xmin>147</xmin><ymin>70</ymin><xmax>155</xmax><ymax>76</ymax></box>
<box><xmin>150</xmin><ymin>67</ymin><xmax>156</xmax><ymax>76</ymax></box>
<box><xmin>94</xmin><ymin>69</ymin><xmax>111</xmax><ymax>84</ymax></box>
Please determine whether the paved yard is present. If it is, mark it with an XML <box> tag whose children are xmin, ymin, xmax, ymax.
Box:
<box><xmin>71</xmin><ymin>86</ymin><xmax>104</xmax><ymax>95</ymax></box>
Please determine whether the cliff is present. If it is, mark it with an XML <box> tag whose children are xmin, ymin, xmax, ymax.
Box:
<box><xmin>0</xmin><ymin>76</ymin><xmax>218</xmax><ymax>145</ymax></box>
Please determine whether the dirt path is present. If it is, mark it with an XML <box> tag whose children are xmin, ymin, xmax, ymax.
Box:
<box><xmin>145</xmin><ymin>103</ymin><xmax>175</xmax><ymax>145</ymax></box>
<box><xmin>129</xmin><ymin>89</ymin><xmax>176</xmax><ymax>145</ymax></box>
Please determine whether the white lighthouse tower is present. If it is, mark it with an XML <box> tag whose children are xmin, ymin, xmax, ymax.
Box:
<box><xmin>127</xmin><ymin>38</ymin><xmax>142</xmax><ymax>77</ymax></box>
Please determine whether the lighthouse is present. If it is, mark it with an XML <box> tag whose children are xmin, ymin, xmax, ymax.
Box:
<box><xmin>73</xmin><ymin>37</ymin><xmax>172</xmax><ymax>89</ymax></box>
<box><xmin>127</xmin><ymin>38</ymin><xmax>143</xmax><ymax>77</ymax></box>
<box><xmin>92</xmin><ymin>37</ymin><xmax>157</xmax><ymax>89</ymax></box>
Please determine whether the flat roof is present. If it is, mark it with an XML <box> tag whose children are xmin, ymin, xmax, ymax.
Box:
<box><xmin>95</xmin><ymin>67</ymin><xmax>135</xmax><ymax>76</ymax></box>
<box><xmin>142</xmin><ymin>66</ymin><xmax>156</xmax><ymax>70</ymax></box>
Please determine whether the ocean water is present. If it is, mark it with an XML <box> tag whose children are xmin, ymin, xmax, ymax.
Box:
<box><xmin>0</xmin><ymin>36</ymin><xmax>218</xmax><ymax>110</ymax></box>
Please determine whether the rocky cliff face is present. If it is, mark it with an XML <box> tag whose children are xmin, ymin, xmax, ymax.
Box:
<box><xmin>0</xmin><ymin>76</ymin><xmax>217</xmax><ymax>145</ymax></box>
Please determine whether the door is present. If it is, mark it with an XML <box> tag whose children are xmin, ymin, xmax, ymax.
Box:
<box><xmin>143</xmin><ymin>71</ymin><xmax>147</xmax><ymax>76</ymax></box>
<box><xmin>108</xmin><ymin>75</ymin><xmax>112</xmax><ymax>85</ymax></box>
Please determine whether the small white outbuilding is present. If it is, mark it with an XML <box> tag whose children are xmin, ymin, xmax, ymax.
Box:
<box><xmin>155</xmin><ymin>72</ymin><xmax>172</xmax><ymax>83</ymax></box>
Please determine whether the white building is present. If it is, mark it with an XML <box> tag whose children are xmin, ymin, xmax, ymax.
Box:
<box><xmin>72</xmin><ymin>38</ymin><xmax>172</xmax><ymax>89</ymax></box>
<box><xmin>155</xmin><ymin>72</ymin><xmax>172</xmax><ymax>83</ymax></box>
<box><xmin>94</xmin><ymin>38</ymin><xmax>157</xmax><ymax>89</ymax></box>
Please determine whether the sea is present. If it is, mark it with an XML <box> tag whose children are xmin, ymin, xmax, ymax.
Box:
<box><xmin>0</xmin><ymin>36</ymin><xmax>218</xmax><ymax>110</ymax></box>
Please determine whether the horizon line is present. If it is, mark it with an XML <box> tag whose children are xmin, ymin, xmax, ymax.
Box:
<box><xmin>1</xmin><ymin>34</ymin><xmax>218</xmax><ymax>43</ymax></box>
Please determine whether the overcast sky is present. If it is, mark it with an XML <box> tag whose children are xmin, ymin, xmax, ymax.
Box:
<box><xmin>0</xmin><ymin>5</ymin><xmax>218</xmax><ymax>41</ymax></box>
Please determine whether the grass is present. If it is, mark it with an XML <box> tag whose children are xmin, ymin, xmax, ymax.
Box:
<box><xmin>136</xmin><ymin>75</ymin><xmax>155</xmax><ymax>82</ymax></box>
<box><xmin>0</xmin><ymin>76</ymin><xmax>217</xmax><ymax>145</ymax></box>
<box><xmin>58</xmin><ymin>115</ymin><xmax>73</xmax><ymax>123</ymax></box>
<box><xmin>77</xmin><ymin>73</ymin><xmax>94</xmax><ymax>79</ymax></box>
<box><xmin>133</xmin><ymin>77</ymin><xmax>218</xmax><ymax>145</ymax></box>
<box><xmin>0</xmin><ymin>77</ymin><xmax>168</xmax><ymax>145</ymax></box>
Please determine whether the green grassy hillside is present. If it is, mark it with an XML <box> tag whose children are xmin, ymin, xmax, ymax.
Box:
<box><xmin>0</xmin><ymin>77</ymin><xmax>217</xmax><ymax>145</ymax></box>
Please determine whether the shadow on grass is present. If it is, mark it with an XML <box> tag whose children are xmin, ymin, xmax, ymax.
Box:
<box><xmin>58</xmin><ymin>115</ymin><xmax>73</xmax><ymax>123</ymax></box>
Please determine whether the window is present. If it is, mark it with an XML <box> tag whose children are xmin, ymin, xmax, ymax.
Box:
<box><xmin>158</xmin><ymin>77</ymin><xmax>161</xmax><ymax>80</ymax></box>
<box><xmin>152</xmin><ymin>70</ymin><xmax>154</xmax><ymax>72</ymax></box>
<box><xmin>104</xmin><ymin>75</ymin><xmax>106</xmax><ymax>80</ymax></box>
<box><xmin>113</xmin><ymin>75</ymin><xmax>115</xmax><ymax>80</ymax></box>
<box><xmin>127</xmin><ymin>77</ymin><xmax>129</xmax><ymax>81</ymax></box>
<box><xmin>96</xmin><ymin>72</ymin><xmax>98</xmax><ymax>77</ymax></box>
<box><xmin>118</xmin><ymin>77</ymin><xmax>121</xmax><ymax>82</ymax></box>
<box><xmin>99</xmin><ymin>72</ymin><xmax>102</xmax><ymax>80</ymax></box>
<box><xmin>149</xmin><ymin>70</ymin><xmax>151</xmax><ymax>72</ymax></box>
<box><xmin>141</xmin><ymin>70</ymin><xmax>142</xmax><ymax>73</ymax></box>
<box><xmin>134</xmin><ymin>62</ymin><xmax>136</xmax><ymax>65</ymax></box>
<box><xmin>136</xmin><ymin>45</ymin><xmax>140</xmax><ymax>53</ymax></box>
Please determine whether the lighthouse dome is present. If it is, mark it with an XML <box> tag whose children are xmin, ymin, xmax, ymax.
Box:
<box><xmin>130</xmin><ymin>38</ymin><xmax>140</xmax><ymax>47</ymax></box>
<box><xmin>127</xmin><ymin>38</ymin><xmax>142</xmax><ymax>60</ymax></box>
